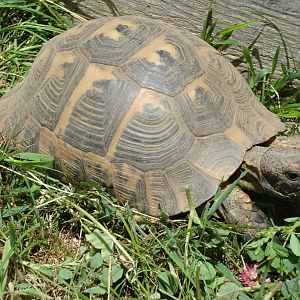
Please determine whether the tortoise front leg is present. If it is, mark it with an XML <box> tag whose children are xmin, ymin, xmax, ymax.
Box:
<box><xmin>218</xmin><ymin>186</ymin><xmax>271</xmax><ymax>237</ymax></box>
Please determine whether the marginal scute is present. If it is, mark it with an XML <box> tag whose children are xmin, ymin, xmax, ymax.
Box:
<box><xmin>112</xmin><ymin>162</ymin><xmax>147</xmax><ymax>210</ymax></box>
<box><xmin>38</xmin><ymin>128</ymin><xmax>85</xmax><ymax>180</ymax></box>
<box><xmin>9</xmin><ymin>116</ymin><xmax>41</xmax><ymax>151</ymax></box>
<box><xmin>145</xmin><ymin>170</ymin><xmax>176</xmax><ymax>216</ymax></box>
<box><xmin>251</xmin><ymin>98</ymin><xmax>285</xmax><ymax>135</ymax></box>
<box><xmin>24</xmin><ymin>45</ymin><xmax>56</xmax><ymax>99</ymax></box>
<box><xmin>0</xmin><ymin>45</ymin><xmax>55</xmax><ymax>130</ymax></box>
<box><xmin>185</xmin><ymin>135</ymin><xmax>245</xmax><ymax>181</ymax></box>
<box><xmin>0</xmin><ymin>97</ymin><xmax>31</xmax><ymax>135</ymax></box>
<box><xmin>235</xmin><ymin>102</ymin><xmax>282</xmax><ymax>145</ymax></box>
<box><xmin>83</xmin><ymin>153</ymin><xmax>113</xmax><ymax>187</ymax></box>
<box><xmin>165</xmin><ymin>160</ymin><xmax>220</xmax><ymax>213</ymax></box>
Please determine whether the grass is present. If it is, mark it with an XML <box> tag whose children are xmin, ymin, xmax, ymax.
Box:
<box><xmin>0</xmin><ymin>1</ymin><xmax>299</xmax><ymax>299</ymax></box>
<box><xmin>0</xmin><ymin>0</ymin><xmax>85</xmax><ymax>96</ymax></box>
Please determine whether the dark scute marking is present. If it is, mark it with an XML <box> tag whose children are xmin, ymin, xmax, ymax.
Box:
<box><xmin>202</xmin><ymin>51</ymin><xmax>284</xmax><ymax>143</ymax></box>
<box><xmin>113</xmin><ymin>99</ymin><xmax>194</xmax><ymax>170</ymax></box>
<box><xmin>176</xmin><ymin>79</ymin><xmax>235</xmax><ymax>137</ymax></box>
<box><xmin>60</xmin><ymin>158</ymin><xmax>83</xmax><ymax>180</ymax></box>
<box><xmin>83</xmin><ymin>160</ymin><xmax>111</xmax><ymax>187</ymax></box>
<box><xmin>195</xmin><ymin>86</ymin><xmax>204</xmax><ymax>96</ymax></box>
<box><xmin>166</xmin><ymin>159</ymin><xmax>220</xmax><ymax>211</ymax></box>
<box><xmin>80</xmin><ymin>20</ymin><xmax>163</xmax><ymax>66</ymax></box>
<box><xmin>112</xmin><ymin>163</ymin><xmax>148</xmax><ymax>210</ymax></box>
<box><xmin>204</xmin><ymin>52</ymin><xmax>252</xmax><ymax>104</ymax></box>
<box><xmin>62</xmin><ymin>75</ymin><xmax>140</xmax><ymax>156</ymax></box>
<box><xmin>147</xmin><ymin>169</ymin><xmax>178</xmax><ymax>216</ymax></box>
<box><xmin>122</xmin><ymin>34</ymin><xmax>204</xmax><ymax>96</ymax></box>
<box><xmin>30</xmin><ymin>51</ymin><xmax>88</xmax><ymax>130</ymax></box>
<box><xmin>186</xmin><ymin>135</ymin><xmax>244</xmax><ymax>181</ymax></box>
<box><xmin>14</xmin><ymin>116</ymin><xmax>41</xmax><ymax>151</ymax></box>
<box><xmin>57</xmin><ymin>19</ymin><xmax>108</xmax><ymax>51</ymax></box>
<box><xmin>19</xmin><ymin>45</ymin><xmax>55</xmax><ymax>101</ymax></box>
<box><xmin>234</xmin><ymin>99</ymin><xmax>284</xmax><ymax>146</ymax></box>
<box><xmin>157</xmin><ymin>50</ymin><xmax>174</xmax><ymax>64</ymax></box>
<box><xmin>116</xmin><ymin>24</ymin><xmax>130</xmax><ymax>35</ymax></box>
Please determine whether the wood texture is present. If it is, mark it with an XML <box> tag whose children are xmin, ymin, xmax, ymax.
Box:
<box><xmin>61</xmin><ymin>0</ymin><xmax>300</xmax><ymax>69</ymax></box>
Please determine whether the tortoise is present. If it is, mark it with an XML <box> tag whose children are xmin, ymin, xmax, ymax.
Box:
<box><xmin>0</xmin><ymin>16</ymin><xmax>299</xmax><ymax>231</ymax></box>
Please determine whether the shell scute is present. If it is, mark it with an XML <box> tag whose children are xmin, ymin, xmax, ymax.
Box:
<box><xmin>122</xmin><ymin>33</ymin><xmax>204</xmax><ymax>96</ymax></box>
<box><xmin>79</xmin><ymin>18</ymin><xmax>163</xmax><ymax>66</ymax></box>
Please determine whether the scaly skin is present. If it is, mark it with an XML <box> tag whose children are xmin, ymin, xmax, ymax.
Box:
<box><xmin>219</xmin><ymin>186</ymin><xmax>271</xmax><ymax>237</ymax></box>
<box><xmin>240</xmin><ymin>135</ymin><xmax>300</xmax><ymax>199</ymax></box>
<box><xmin>219</xmin><ymin>135</ymin><xmax>300</xmax><ymax>236</ymax></box>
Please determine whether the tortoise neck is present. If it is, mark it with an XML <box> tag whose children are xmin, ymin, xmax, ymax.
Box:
<box><xmin>238</xmin><ymin>146</ymin><xmax>267</xmax><ymax>194</ymax></box>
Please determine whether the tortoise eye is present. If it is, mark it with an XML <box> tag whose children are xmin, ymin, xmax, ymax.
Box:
<box><xmin>286</xmin><ymin>172</ymin><xmax>299</xmax><ymax>181</ymax></box>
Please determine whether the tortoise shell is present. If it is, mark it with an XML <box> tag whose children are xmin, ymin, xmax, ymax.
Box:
<box><xmin>0</xmin><ymin>16</ymin><xmax>285</xmax><ymax>215</ymax></box>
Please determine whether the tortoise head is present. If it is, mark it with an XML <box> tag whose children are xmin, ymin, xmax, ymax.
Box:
<box><xmin>260</xmin><ymin>146</ymin><xmax>300</xmax><ymax>198</ymax></box>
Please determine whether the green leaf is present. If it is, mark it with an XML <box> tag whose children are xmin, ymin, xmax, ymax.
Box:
<box><xmin>271</xmin><ymin>257</ymin><xmax>280</xmax><ymax>268</ymax></box>
<box><xmin>285</xmin><ymin>217</ymin><xmax>300</xmax><ymax>223</ymax></box>
<box><xmin>281</xmin><ymin>279</ymin><xmax>300</xmax><ymax>300</ymax></box>
<box><xmin>216</xmin><ymin>263</ymin><xmax>243</xmax><ymax>287</ymax></box>
<box><xmin>157</xmin><ymin>271</ymin><xmax>179</xmax><ymax>296</ymax></box>
<box><xmin>272</xmin><ymin>103</ymin><xmax>300</xmax><ymax>118</ymax></box>
<box><xmin>272</xmin><ymin>242</ymin><xmax>289</xmax><ymax>258</ymax></box>
<box><xmin>111</xmin><ymin>265</ymin><xmax>123</xmax><ymax>283</ymax></box>
<box><xmin>217</xmin><ymin>282</ymin><xmax>241</xmax><ymax>299</ymax></box>
<box><xmin>217</xmin><ymin>19</ymin><xmax>262</xmax><ymax>37</ymax></box>
<box><xmin>280</xmin><ymin>258</ymin><xmax>295</xmax><ymax>274</ymax></box>
<box><xmin>0</xmin><ymin>206</ymin><xmax>29</xmax><ymax>218</ymax></box>
<box><xmin>256</xmin><ymin>68</ymin><xmax>269</xmax><ymax>83</ymax></box>
<box><xmin>84</xmin><ymin>286</ymin><xmax>106</xmax><ymax>295</ymax></box>
<box><xmin>270</xmin><ymin>46</ymin><xmax>280</xmax><ymax>78</ymax></box>
<box><xmin>213</xmin><ymin>39</ymin><xmax>242</xmax><ymax>47</ymax></box>
<box><xmin>288</xmin><ymin>70</ymin><xmax>300</xmax><ymax>81</ymax></box>
<box><xmin>200</xmin><ymin>9</ymin><xmax>213</xmax><ymax>40</ymax></box>
<box><xmin>290</xmin><ymin>234</ymin><xmax>300</xmax><ymax>257</ymax></box>
<box><xmin>86</xmin><ymin>229</ymin><xmax>114</xmax><ymax>253</ymax></box>
<box><xmin>58</xmin><ymin>268</ymin><xmax>73</xmax><ymax>280</ymax></box>
<box><xmin>238</xmin><ymin>292</ymin><xmax>253</xmax><ymax>300</ymax></box>
<box><xmin>8</xmin><ymin>152</ymin><xmax>54</xmax><ymax>168</ymax></box>
<box><xmin>150</xmin><ymin>292</ymin><xmax>161</xmax><ymax>300</ymax></box>
<box><xmin>101</xmin><ymin>265</ymin><xmax>123</xmax><ymax>285</ymax></box>
<box><xmin>37</xmin><ymin>267</ymin><xmax>54</xmax><ymax>277</ymax></box>
<box><xmin>0</xmin><ymin>238</ymin><xmax>13</xmax><ymax>296</ymax></box>
<box><xmin>15</xmin><ymin>283</ymin><xmax>52</xmax><ymax>299</ymax></box>
<box><xmin>90</xmin><ymin>252</ymin><xmax>103</xmax><ymax>269</ymax></box>
<box><xmin>247</xmin><ymin>249</ymin><xmax>265</xmax><ymax>262</ymax></box>
<box><xmin>242</xmin><ymin>46</ymin><xmax>256</xmax><ymax>86</ymax></box>
<box><xmin>207</xmin><ymin>171</ymin><xmax>246</xmax><ymax>219</ymax></box>
<box><xmin>198</xmin><ymin>261</ymin><xmax>216</xmax><ymax>281</ymax></box>
<box><xmin>185</xmin><ymin>187</ymin><xmax>201</xmax><ymax>225</ymax></box>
